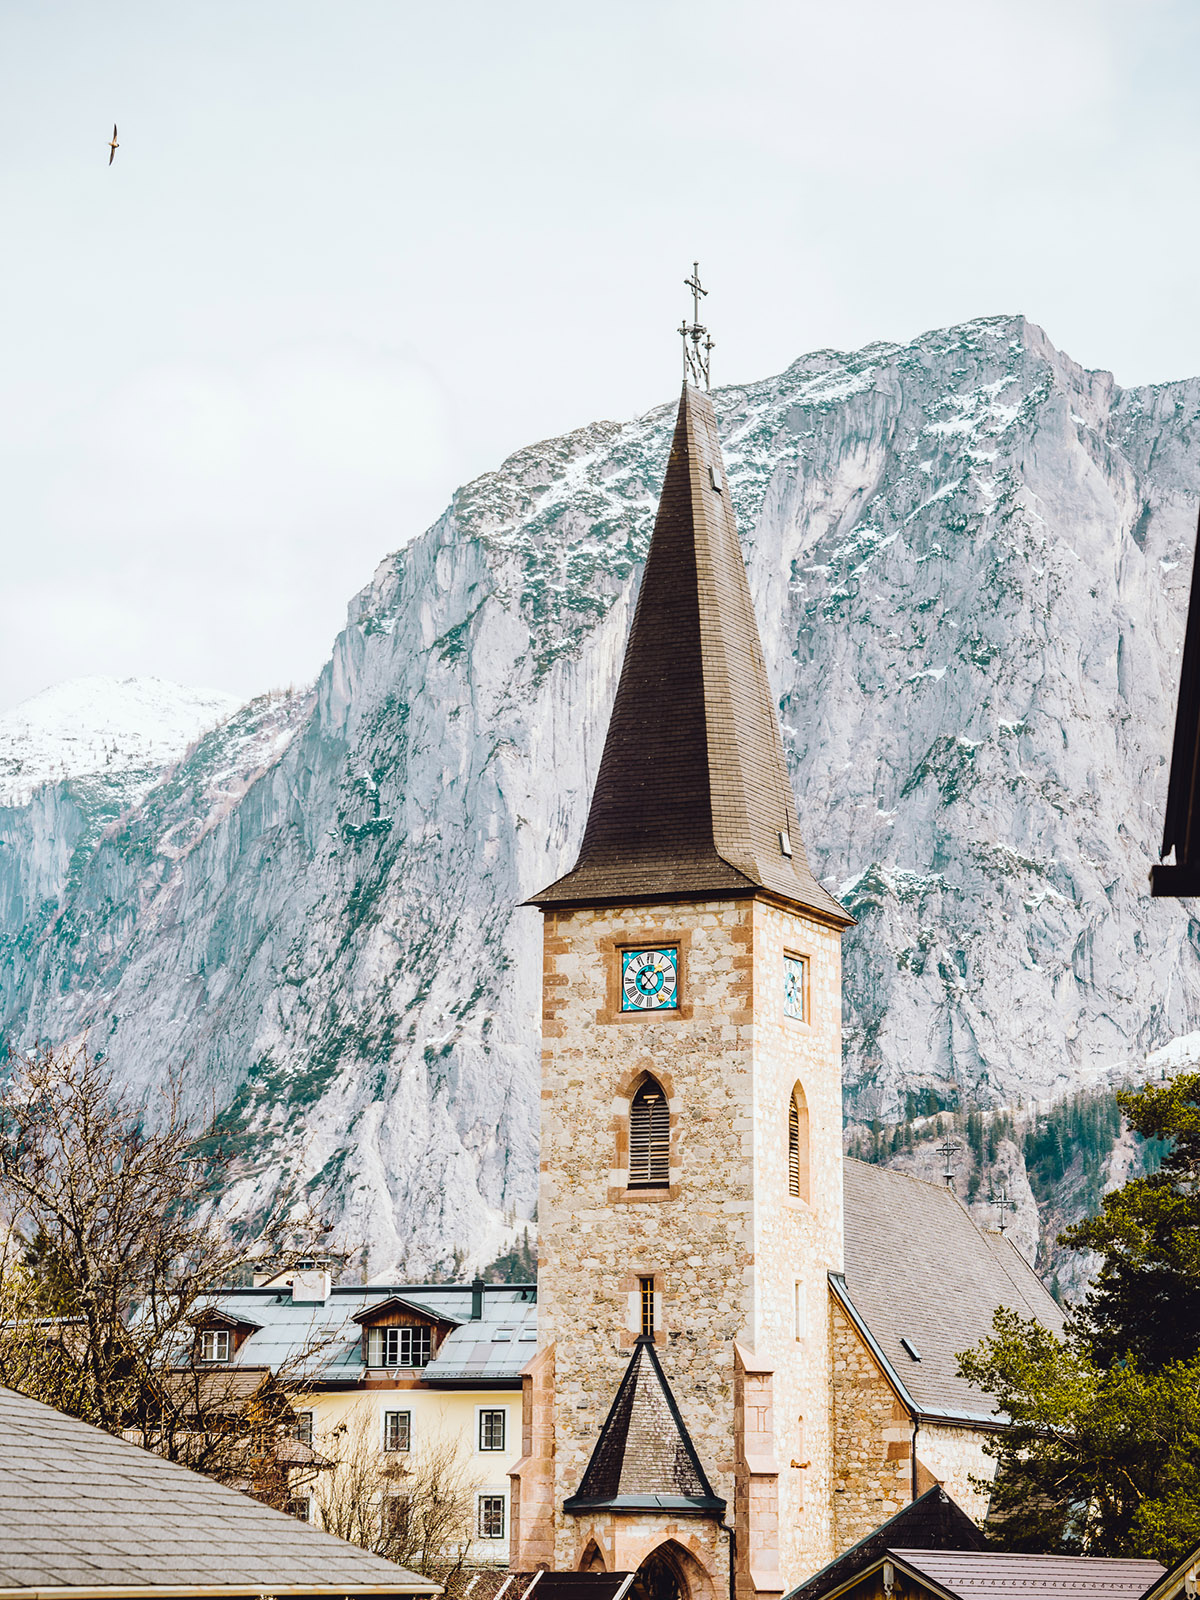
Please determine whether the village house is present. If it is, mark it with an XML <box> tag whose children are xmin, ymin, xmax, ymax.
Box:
<box><xmin>198</xmin><ymin>1269</ymin><xmax>534</xmax><ymax>1556</ymax></box>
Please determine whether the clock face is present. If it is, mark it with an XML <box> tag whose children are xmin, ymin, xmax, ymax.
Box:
<box><xmin>783</xmin><ymin>954</ymin><xmax>808</xmax><ymax>1021</ymax></box>
<box><xmin>621</xmin><ymin>947</ymin><xmax>679</xmax><ymax>1012</ymax></box>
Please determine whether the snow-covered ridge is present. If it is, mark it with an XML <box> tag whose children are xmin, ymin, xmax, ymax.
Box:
<box><xmin>0</xmin><ymin>677</ymin><xmax>242</xmax><ymax>807</ymax></box>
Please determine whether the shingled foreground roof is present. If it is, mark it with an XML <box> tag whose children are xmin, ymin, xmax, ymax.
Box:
<box><xmin>563</xmin><ymin>1336</ymin><xmax>725</xmax><ymax>1515</ymax></box>
<box><xmin>530</xmin><ymin>383</ymin><xmax>849</xmax><ymax>925</ymax></box>
<box><xmin>782</xmin><ymin>1487</ymin><xmax>986</xmax><ymax>1600</ymax></box>
<box><xmin>839</xmin><ymin>1161</ymin><xmax>1065</xmax><ymax>1424</ymax></box>
<box><xmin>0</xmin><ymin>1384</ymin><xmax>437</xmax><ymax>1598</ymax></box>
<box><xmin>884</xmin><ymin>1551</ymin><xmax>1164</xmax><ymax>1600</ymax></box>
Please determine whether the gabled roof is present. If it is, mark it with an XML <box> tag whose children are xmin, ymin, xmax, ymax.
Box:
<box><xmin>189</xmin><ymin>1307</ymin><xmax>262</xmax><ymax>1333</ymax></box>
<box><xmin>782</xmin><ymin>1487</ymin><xmax>986</xmax><ymax>1600</ymax></box>
<box><xmin>888</xmin><ymin>1550</ymin><xmax>1164</xmax><ymax>1600</ymax></box>
<box><xmin>351</xmin><ymin>1294</ymin><xmax>460</xmax><ymax>1328</ymax></box>
<box><xmin>839</xmin><ymin>1160</ymin><xmax>1065</xmax><ymax>1423</ymax></box>
<box><xmin>0</xmin><ymin>1384</ymin><xmax>436</xmax><ymax>1597</ymax></box>
<box><xmin>530</xmin><ymin>383</ymin><xmax>849</xmax><ymax>926</ymax></box>
<box><xmin>563</xmin><ymin>1336</ymin><xmax>725</xmax><ymax>1515</ymax></box>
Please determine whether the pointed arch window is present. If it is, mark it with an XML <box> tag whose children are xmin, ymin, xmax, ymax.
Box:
<box><xmin>629</xmin><ymin>1077</ymin><xmax>670</xmax><ymax>1189</ymax></box>
<box><xmin>789</xmin><ymin>1083</ymin><xmax>810</xmax><ymax>1203</ymax></box>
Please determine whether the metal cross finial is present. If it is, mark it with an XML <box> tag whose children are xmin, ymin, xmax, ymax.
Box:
<box><xmin>679</xmin><ymin>261</ymin><xmax>714</xmax><ymax>390</ymax></box>
<box><xmin>990</xmin><ymin>1188</ymin><xmax>1017</xmax><ymax>1233</ymax></box>
<box><xmin>937</xmin><ymin>1139</ymin><xmax>958</xmax><ymax>1190</ymax></box>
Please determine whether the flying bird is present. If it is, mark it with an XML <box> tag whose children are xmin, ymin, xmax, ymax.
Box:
<box><xmin>107</xmin><ymin>125</ymin><xmax>118</xmax><ymax>165</ymax></box>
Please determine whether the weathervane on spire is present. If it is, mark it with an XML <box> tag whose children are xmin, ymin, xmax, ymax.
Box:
<box><xmin>679</xmin><ymin>261</ymin><xmax>714</xmax><ymax>390</ymax></box>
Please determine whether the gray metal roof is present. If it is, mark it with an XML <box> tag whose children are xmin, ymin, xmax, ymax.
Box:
<box><xmin>0</xmin><ymin>1384</ymin><xmax>437</xmax><ymax>1597</ymax></box>
<box><xmin>202</xmin><ymin>1283</ymin><xmax>537</xmax><ymax>1386</ymax></box>
<box><xmin>892</xmin><ymin>1550</ymin><xmax>1164</xmax><ymax>1600</ymax></box>
<box><xmin>840</xmin><ymin>1160</ymin><xmax>1065</xmax><ymax>1423</ymax></box>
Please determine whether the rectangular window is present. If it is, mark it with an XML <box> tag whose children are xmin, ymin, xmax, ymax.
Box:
<box><xmin>479</xmin><ymin>1408</ymin><xmax>506</xmax><ymax>1451</ymax></box>
<box><xmin>295</xmin><ymin>1410</ymin><xmax>313</xmax><ymax>1448</ymax></box>
<box><xmin>367</xmin><ymin>1325</ymin><xmax>432</xmax><ymax>1368</ymax></box>
<box><xmin>285</xmin><ymin>1496</ymin><xmax>310</xmax><ymax>1522</ymax></box>
<box><xmin>784</xmin><ymin>954</ymin><xmax>809</xmax><ymax>1022</ymax></box>
<box><xmin>478</xmin><ymin>1494</ymin><xmax>506</xmax><ymax>1539</ymax></box>
<box><xmin>794</xmin><ymin>1279</ymin><xmax>807</xmax><ymax>1341</ymax></box>
<box><xmin>199</xmin><ymin>1329</ymin><xmax>230</xmax><ymax>1363</ymax></box>
<box><xmin>382</xmin><ymin>1494</ymin><xmax>411</xmax><ymax>1541</ymax></box>
<box><xmin>640</xmin><ymin>1276</ymin><xmax>655</xmax><ymax>1339</ymax></box>
<box><xmin>384</xmin><ymin>1410</ymin><xmax>411</xmax><ymax>1452</ymax></box>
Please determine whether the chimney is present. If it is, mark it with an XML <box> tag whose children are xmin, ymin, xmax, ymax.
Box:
<box><xmin>471</xmin><ymin>1274</ymin><xmax>485</xmax><ymax>1320</ymax></box>
<box><xmin>291</xmin><ymin>1269</ymin><xmax>331</xmax><ymax>1304</ymax></box>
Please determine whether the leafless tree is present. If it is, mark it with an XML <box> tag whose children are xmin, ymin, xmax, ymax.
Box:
<box><xmin>313</xmin><ymin>1408</ymin><xmax>475</xmax><ymax>1580</ymax></box>
<box><xmin>0</xmin><ymin>1043</ymin><xmax>332</xmax><ymax>1504</ymax></box>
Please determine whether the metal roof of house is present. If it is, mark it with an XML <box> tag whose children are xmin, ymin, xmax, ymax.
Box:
<box><xmin>782</xmin><ymin>1487</ymin><xmax>987</xmax><ymax>1600</ymax></box>
<box><xmin>0</xmin><ymin>1384</ymin><xmax>437</xmax><ymax>1597</ymax></box>
<box><xmin>839</xmin><ymin>1160</ymin><xmax>1065</xmax><ymax>1424</ymax></box>
<box><xmin>529</xmin><ymin>382</ymin><xmax>849</xmax><ymax>925</ymax></box>
<box><xmin>890</xmin><ymin>1550</ymin><xmax>1164</xmax><ymax>1600</ymax></box>
<box><xmin>200</xmin><ymin>1282</ymin><xmax>537</xmax><ymax>1387</ymax></box>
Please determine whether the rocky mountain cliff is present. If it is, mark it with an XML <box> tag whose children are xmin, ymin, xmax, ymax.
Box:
<box><xmin>3</xmin><ymin>314</ymin><xmax>1199</xmax><ymax>1279</ymax></box>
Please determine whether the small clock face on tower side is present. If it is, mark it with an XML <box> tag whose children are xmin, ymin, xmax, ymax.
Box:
<box><xmin>621</xmin><ymin>947</ymin><xmax>679</xmax><ymax>1012</ymax></box>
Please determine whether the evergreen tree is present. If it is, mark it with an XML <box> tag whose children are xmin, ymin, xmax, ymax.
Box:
<box><xmin>1062</xmin><ymin>1071</ymin><xmax>1200</xmax><ymax>1369</ymax></box>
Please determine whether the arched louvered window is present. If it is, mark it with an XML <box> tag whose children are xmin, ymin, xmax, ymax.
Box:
<box><xmin>789</xmin><ymin>1083</ymin><xmax>810</xmax><ymax>1202</ymax></box>
<box><xmin>628</xmin><ymin>1077</ymin><xmax>670</xmax><ymax>1189</ymax></box>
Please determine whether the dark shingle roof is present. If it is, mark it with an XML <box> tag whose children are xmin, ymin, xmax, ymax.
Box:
<box><xmin>782</xmin><ymin>1487</ymin><xmax>987</xmax><ymax>1600</ymax></box>
<box><xmin>563</xmin><ymin>1337</ymin><xmax>725</xmax><ymax>1514</ymax></box>
<box><xmin>840</xmin><ymin>1161</ymin><xmax>1064</xmax><ymax>1422</ymax></box>
<box><xmin>530</xmin><ymin>383</ymin><xmax>849</xmax><ymax>925</ymax></box>
<box><xmin>0</xmin><ymin>1384</ymin><xmax>437</xmax><ymax>1596</ymax></box>
<box><xmin>890</xmin><ymin>1550</ymin><xmax>1164</xmax><ymax>1600</ymax></box>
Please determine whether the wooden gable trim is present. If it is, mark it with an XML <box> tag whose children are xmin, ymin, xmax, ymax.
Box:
<box><xmin>351</xmin><ymin>1295</ymin><xmax>457</xmax><ymax>1330</ymax></box>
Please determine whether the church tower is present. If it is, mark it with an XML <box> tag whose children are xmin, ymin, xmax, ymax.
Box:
<box><xmin>510</xmin><ymin>305</ymin><xmax>851</xmax><ymax>1600</ymax></box>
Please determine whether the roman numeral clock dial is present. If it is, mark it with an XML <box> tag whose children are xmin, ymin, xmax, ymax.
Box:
<box><xmin>621</xmin><ymin>947</ymin><xmax>679</xmax><ymax>1012</ymax></box>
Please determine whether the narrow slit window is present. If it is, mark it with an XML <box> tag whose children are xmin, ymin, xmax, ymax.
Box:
<box><xmin>628</xmin><ymin>1078</ymin><xmax>670</xmax><ymax>1188</ymax></box>
<box><xmin>640</xmin><ymin>1276</ymin><xmax>655</xmax><ymax>1339</ymax></box>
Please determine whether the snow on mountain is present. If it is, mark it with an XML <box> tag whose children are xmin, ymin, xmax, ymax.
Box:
<box><xmin>2</xmin><ymin>314</ymin><xmax>1199</xmax><ymax>1280</ymax></box>
<box><xmin>0</xmin><ymin>677</ymin><xmax>242</xmax><ymax>807</ymax></box>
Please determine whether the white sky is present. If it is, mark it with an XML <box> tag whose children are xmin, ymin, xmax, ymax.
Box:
<box><xmin>3</xmin><ymin>0</ymin><xmax>1199</xmax><ymax>710</ymax></box>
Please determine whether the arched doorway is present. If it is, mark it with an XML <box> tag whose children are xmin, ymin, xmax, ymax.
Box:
<box><xmin>630</xmin><ymin>1542</ymin><xmax>713</xmax><ymax>1600</ymax></box>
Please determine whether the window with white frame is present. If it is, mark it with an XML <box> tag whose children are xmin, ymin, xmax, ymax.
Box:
<box><xmin>285</xmin><ymin>1495</ymin><xmax>310</xmax><ymax>1522</ymax></box>
<box><xmin>384</xmin><ymin>1410</ymin><xmax>411</xmax><ymax>1452</ymax></box>
<box><xmin>199</xmin><ymin>1329</ymin><xmax>230</xmax><ymax>1363</ymax></box>
<box><xmin>477</xmin><ymin>1494</ymin><xmax>505</xmax><ymax>1539</ymax></box>
<box><xmin>478</xmin><ymin>1408</ymin><xmax>506</xmax><ymax>1451</ymax></box>
<box><xmin>295</xmin><ymin>1411</ymin><xmax>313</xmax><ymax>1447</ymax></box>
<box><xmin>366</xmin><ymin>1325</ymin><xmax>432</xmax><ymax>1367</ymax></box>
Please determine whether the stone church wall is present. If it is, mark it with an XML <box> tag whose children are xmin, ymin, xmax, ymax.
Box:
<box><xmin>829</xmin><ymin>1299</ymin><xmax>913</xmax><ymax>1552</ymax></box>
<box><xmin>914</xmin><ymin>1424</ymin><xmax>996</xmax><ymax>1525</ymax></box>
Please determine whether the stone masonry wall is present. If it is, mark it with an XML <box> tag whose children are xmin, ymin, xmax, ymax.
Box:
<box><xmin>534</xmin><ymin>894</ymin><xmax>844</xmax><ymax>1592</ymax></box>
<box><xmin>747</xmin><ymin>898</ymin><xmax>844</xmax><ymax>1585</ymax></box>
<box><xmin>916</xmin><ymin>1425</ymin><xmax>996</xmax><ymax>1525</ymax></box>
<box><xmin>830</xmin><ymin>1298</ymin><xmax>912</xmax><ymax>1553</ymax></box>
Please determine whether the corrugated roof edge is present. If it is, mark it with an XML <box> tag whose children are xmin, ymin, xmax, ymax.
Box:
<box><xmin>828</xmin><ymin>1275</ymin><xmax>1006</xmax><ymax>1429</ymax></box>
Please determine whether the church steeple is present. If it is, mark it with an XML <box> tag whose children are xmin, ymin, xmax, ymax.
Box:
<box><xmin>532</xmin><ymin>381</ymin><xmax>849</xmax><ymax>927</ymax></box>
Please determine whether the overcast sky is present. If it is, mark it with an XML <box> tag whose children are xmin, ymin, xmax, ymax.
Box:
<box><xmin>3</xmin><ymin>0</ymin><xmax>1200</xmax><ymax>711</ymax></box>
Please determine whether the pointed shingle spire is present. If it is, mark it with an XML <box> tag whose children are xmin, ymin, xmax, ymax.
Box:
<box><xmin>563</xmin><ymin>1337</ymin><xmax>725</xmax><ymax>1514</ymax></box>
<box><xmin>531</xmin><ymin>384</ymin><xmax>849</xmax><ymax>926</ymax></box>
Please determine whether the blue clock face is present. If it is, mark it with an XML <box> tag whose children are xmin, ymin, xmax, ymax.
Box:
<box><xmin>621</xmin><ymin>947</ymin><xmax>679</xmax><ymax>1012</ymax></box>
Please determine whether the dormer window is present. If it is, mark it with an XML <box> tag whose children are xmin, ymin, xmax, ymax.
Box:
<box><xmin>367</xmin><ymin>1325</ymin><xmax>432</xmax><ymax>1368</ymax></box>
<box><xmin>199</xmin><ymin>1329</ymin><xmax>230</xmax><ymax>1364</ymax></box>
